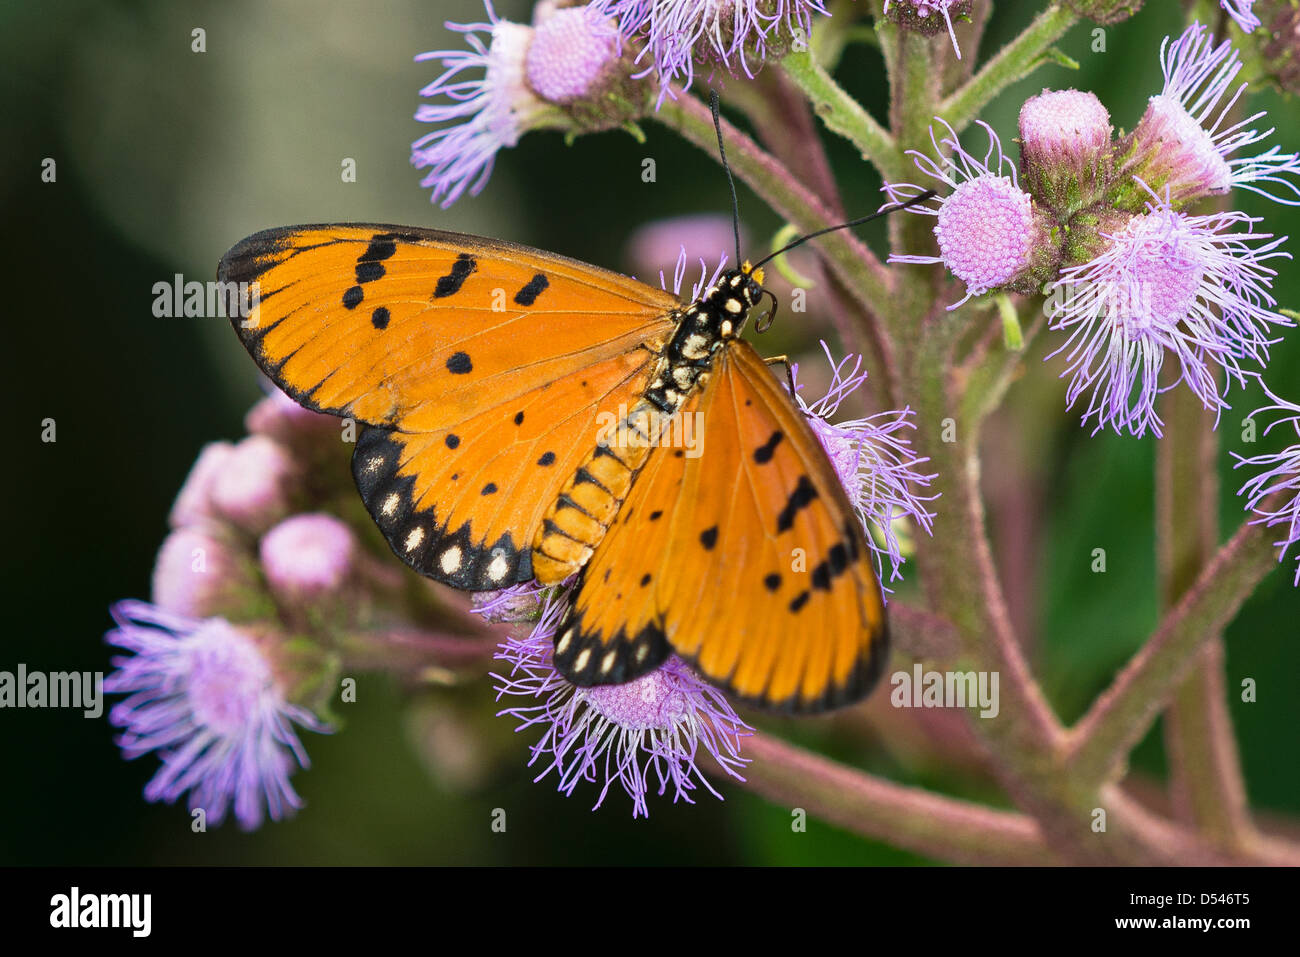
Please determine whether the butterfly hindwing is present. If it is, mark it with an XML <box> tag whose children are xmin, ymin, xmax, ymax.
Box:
<box><xmin>350</xmin><ymin>346</ymin><xmax>661</xmax><ymax>588</ymax></box>
<box><xmin>220</xmin><ymin>225</ymin><xmax>680</xmax><ymax>588</ymax></box>
<box><xmin>554</xmin><ymin>338</ymin><xmax>888</xmax><ymax>713</ymax></box>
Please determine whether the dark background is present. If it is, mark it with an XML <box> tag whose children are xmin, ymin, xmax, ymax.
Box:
<box><xmin>2</xmin><ymin>0</ymin><xmax>1296</xmax><ymax>864</ymax></box>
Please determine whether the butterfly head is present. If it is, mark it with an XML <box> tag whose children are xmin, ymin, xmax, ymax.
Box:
<box><xmin>695</xmin><ymin>261</ymin><xmax>771</xmax><ymax>339</ymax></box>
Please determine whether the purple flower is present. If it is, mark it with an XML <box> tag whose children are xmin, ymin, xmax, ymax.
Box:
<box><xmin>1019</xmin><ymin>88</ymin><xmax>1112</xmax><ymax>167</ymax></box>
<box><xmin>413</xmin><ymin>2</ymin><xmax>628</xmax><ymax>207</ymax></box>
<box><xmin>104</xmin><ymin>601</ymin><xmax>327</xmax><ymax>830</ymax></box>
<box><xmin>1124</xmin><ymin>22</ymin><xmax>1300</xmax><ymax>207</ymax></box>
<box><xmin>168</xmin><ymin>441</ymin><xmax>234</xmax><ymax>529</ymax></box>
<box><xmin>471</xmin><ymin>580</ymin><xmax>553</xmax><ymax>624</ymax></box>
<box><xmin>1233</xmin><ymin>385</ymin><xmax>1300</xmax><ymax>585</ymax></box>
<box><xmin>792</xmin><ymin>342</ymin><xmax>937</xmax><ymax>591</ymax></box>
<box><xmin>413</xmin><ymin>3</ymin><xmax>544</xmax><ymax>208</ymax></box>
<box><xmin>884</xmin><ymin>119</ymin><xmax>1047</xmax><ymax>308</ymax></box>
<box><xmin>207</xmin><ymin>435</ymin><xmax>299</xmax><ymax>535</ymax></box>
<box><xmin>525</xmin><ymin>4</ymin><xmax>623</xmax><ymax>104</ymax></box>
<box><xmin>492</xmin><ymin>593</ymin><xmax>750</xmax><ymax>818</ymax></box>
<box><xmin>883</xmin><ymin>1</ymin><xmax>966</xmax><ymax>59</ymax></box>
<box><xmin>259</xmin><ymin>513</ymin><xmax>358</xmax><ymax>598</ymax></box>
<box><xmin>594</xmin><ymin>0</ymin><xmax>828</xmax><ymax>96</ymax></box>
<box><xmin>152</xmin><ymin>526</ymin><xmax>257</xmax><ymax>619</ymax></box>
<box><xmin>1222</xmin><ymin>0</ymin><xmax>1261</xmax><ymax>33</ymax></box>
<box><xmin>1046</xmin><ymin>183</ymin><xmax>1292</xmax><ymax>437</ymax></box>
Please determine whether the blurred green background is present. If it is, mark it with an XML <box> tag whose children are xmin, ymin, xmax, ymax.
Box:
<box><xmin>2</xmin><ymin>0</ymin><xmax>1296</xmax><ymax>865</ymax></box>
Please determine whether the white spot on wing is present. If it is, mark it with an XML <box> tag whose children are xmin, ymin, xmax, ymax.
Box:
<box><xmin>439</xmin><ymin>545</ymin><xmax>462</xmax><ymax>573</ymax></box>
<box><xmin>404</xmin><ymin>527</ymin><xmax>425</xmax><ymax>552</ymax></box>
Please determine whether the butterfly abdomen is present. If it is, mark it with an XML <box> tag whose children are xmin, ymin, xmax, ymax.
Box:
<box><xmin>531</xmin><ymin>269</ymin><xmax>763</xmax><ymax>586</ymax></box>
<box><xmin>532</xmin><ymin>375</ymin><xmax>688</xmax><ymax>584</ymax></box>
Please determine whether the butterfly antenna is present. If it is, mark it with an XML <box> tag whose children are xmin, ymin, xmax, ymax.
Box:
<box><xmin>752</xmin><ymin>189</ymin><xmax>939</xmax><ymax>270</ymax></box>
<box><xmin>709</xmin><ymin>89</ymin><xmax>743</xmax><ymax>268</ymax></box>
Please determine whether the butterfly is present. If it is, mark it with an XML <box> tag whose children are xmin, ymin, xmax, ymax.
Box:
<box><xmin>218</xmin><ymin>223</ymin><xmax>900</xmax><ymax>712</ymax></box>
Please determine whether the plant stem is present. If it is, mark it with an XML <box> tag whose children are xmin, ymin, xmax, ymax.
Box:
<box><xmin>884</xmin><ymin>28</ymin><xmax>1087</xmax><ymax>852</ymax></box>
<box><xmin>779</xmin><ymin>50</ymin><xmax>902</xmax><ymax>181</ymax></box>
<box><xmin>652</xmin><ymin>92</ymin><xmax>895</xmax><ymax>319</ymax></box>
<box><xmin>937</xmin><ymin>3</ymin><xmax>1079</xmax><ymax>132</ymax></box>
<box><xmin>337</xmin><ymin>627</ymin><xmax>501</xmax><ymax>673</ymax></box>
<box><xmin>958</xmin><ymin>303</ymin><xmax>1046</xmax><ymax>428</ymax></box>
<box><xmin>888</xmin><ymin>600</ymin><xmax>961</xmax><ymax>659</ymax></box>
<box><xmin>738</xmin><ymin>732</ymin><xmax>1059</xmax><ymax>865</ymax></box>
<box><xmin>1065</xmin><ymin>519</ymin><xmax>1282</xmax><ymax>785</ymax></box>
<box><xmin>1157</xmin><ymin>383</ymin><xmax>1256</xmax><ymax>849</ymax></box>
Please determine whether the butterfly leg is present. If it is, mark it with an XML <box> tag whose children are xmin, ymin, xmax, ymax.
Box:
<box><xmin>763</xmin><ymin>355</ymin><xmax>797</xmax><ymax>397</ymax></box>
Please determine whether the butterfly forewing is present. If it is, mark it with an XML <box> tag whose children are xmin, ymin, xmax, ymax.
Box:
<box><xmin>220</xmin><ymin>225</ymin><xmax>680</xmax><ymax>588</ymax></box>
<box><xmin>555</xmin><ymin>338</ymin><xmax>889</xmax><ymax>713</ymax></box>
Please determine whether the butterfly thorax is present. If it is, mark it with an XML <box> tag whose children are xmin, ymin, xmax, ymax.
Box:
<box><xmin>648</xmin><ymin>266</ymin><xmax>764</xmax><ymax>408</ymax></box>
<box><xmin>530</xmin><ymin>266</ymin><xmax>765</xmax><ymax>586</ymax></box>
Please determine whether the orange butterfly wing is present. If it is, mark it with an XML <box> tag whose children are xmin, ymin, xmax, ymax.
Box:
<box><xmin>553</xmin><ymin>338</ymin><xmax>889</xmax><ymax>713</ymax></box>
<box><xmin>220</xmin><ymin>225</ymin><xmax>679</xmax><ymax>588</ymax></box>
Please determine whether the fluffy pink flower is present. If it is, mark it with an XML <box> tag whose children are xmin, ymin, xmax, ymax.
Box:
<box><xmin>885</xmin><ymin>119</ymin><xmax>1045</xmax><ymax>308</ymax></box>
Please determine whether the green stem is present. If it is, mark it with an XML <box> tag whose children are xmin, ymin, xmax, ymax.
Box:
<box><xmin>888</xmin><ymin>600</ymin><xmax>961</xmax><ymax>659</ymax></box>
<box><xmin>779</xmin><ymin>51</ymin><xmax>902</xmax><ymax>181</ymax></box>
<box><xmin>738</xmin><ymin>733</ymin><xmax>1059</xmax><ymax>865</ymax></box>
<box><xmin>1065</xmin><ymin>518</ymin><xmax>1282</xmax><ymax>786</ymax></box>
<box><xmin>937</xmin><ymin>3</ymin><xmax>1079</xmax><ymax>131</ymax></box>
<box><xmin>958</xmin><ymin>304</ymin><xmax>1046</xmax><ymax>428</ymax></box>
<box><xmin>1155</xmin><ymin>43</ymin><xmax>1256</xmax><ymax>852</ymax></box>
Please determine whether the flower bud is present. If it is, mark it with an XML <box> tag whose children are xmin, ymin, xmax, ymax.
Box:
<box><xmin>151</xmin><ymin>526</ymin><xmax>264</xmax><ymax>619</ymax></box>
<box><xmin>1019</xmin><ymin>88</ymin><xmax>1113</xmax><ymax>216</ymax></box>
<box><xmin>209</xmin><ymin>435</ymin><xmax>299</xmax><ymax>535</ymax></box>
<box><xmin>259</xmin><ymin>513</ymin><xmax>358</xmax><ymax>602</ymax></box>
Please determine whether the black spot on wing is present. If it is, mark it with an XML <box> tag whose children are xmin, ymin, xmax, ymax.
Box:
<box><xmin>789</xmin><ymin>590</ymin><xmax>810</xmax><ymax>613</ymax></box>
<box><xmin>358</xmin><ymin>237</ymin><xmax>398</xmax><ymax>263</ymax></box>
<box><xmin>355</xmin><ymin>261</ymin><xmax>385</xmax><ymax>284</ymax></box>
<box><xmin>446</xmin><ymin>351</ymin><xmax>473</xmax><ymax>374</ymax></box>
<box><xmin>342</xmin><ymin>285</ymin><xmax>363</xmax><ymax>309</ymax></box>
<box><xmin>514</xmin><ymin>411</ymin><xmax>525</xmax><ymax>425</ymax></box>
<box><xmin>433</xmin><ymin>253</ymin><xmax>476</xmax><ymax>298</ymax></box>
<box><xmin>371</xmin><ymin>307</ymin><xmax>390</xmax><ymax>329</ymax></box>
<box><xmin>514</xmin><ymin>273</ymin><xmax>549</xmax><ymax>306</ymax></box>
<box><xmin>445</xmin><ymin>433</ymin><xmax>460</xmax><ymax>449</ymax></box>
<box><xmin>776</xmin><ymin>475</ymin><xmax>819</xmax><ymax>533</ymax></box>
<box><xmin>829</xmin><ymin>542</ymin><xmax>849</xmax><ymax>574</ymax></box>
<box><xmin>481</xmin><ymin>482</ymin><xmax>498</xmax><ymax>496</ymax></box>
<box><xmin>754</xmin><ymin>430</ymin><xmax>784</xmax><ymax>464</ymax></box>
<box><xmin>763</xmin><ymin>572</ymin><xmax>781</xmax><ymax>592</ymax></box>
<box><xmin>649</xmin><ymin>510</ymin><xmax>663</xmax><ymax>521</ymax></box>
<box><xmin>699</xmin><ymin>525</ymin><xmax>718</xmax><ymax>549</ymax></box>
<box><xmin>537</xmin><ymin>451</ymin><xmax>556</xmax><ymax>466</ymax></box>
